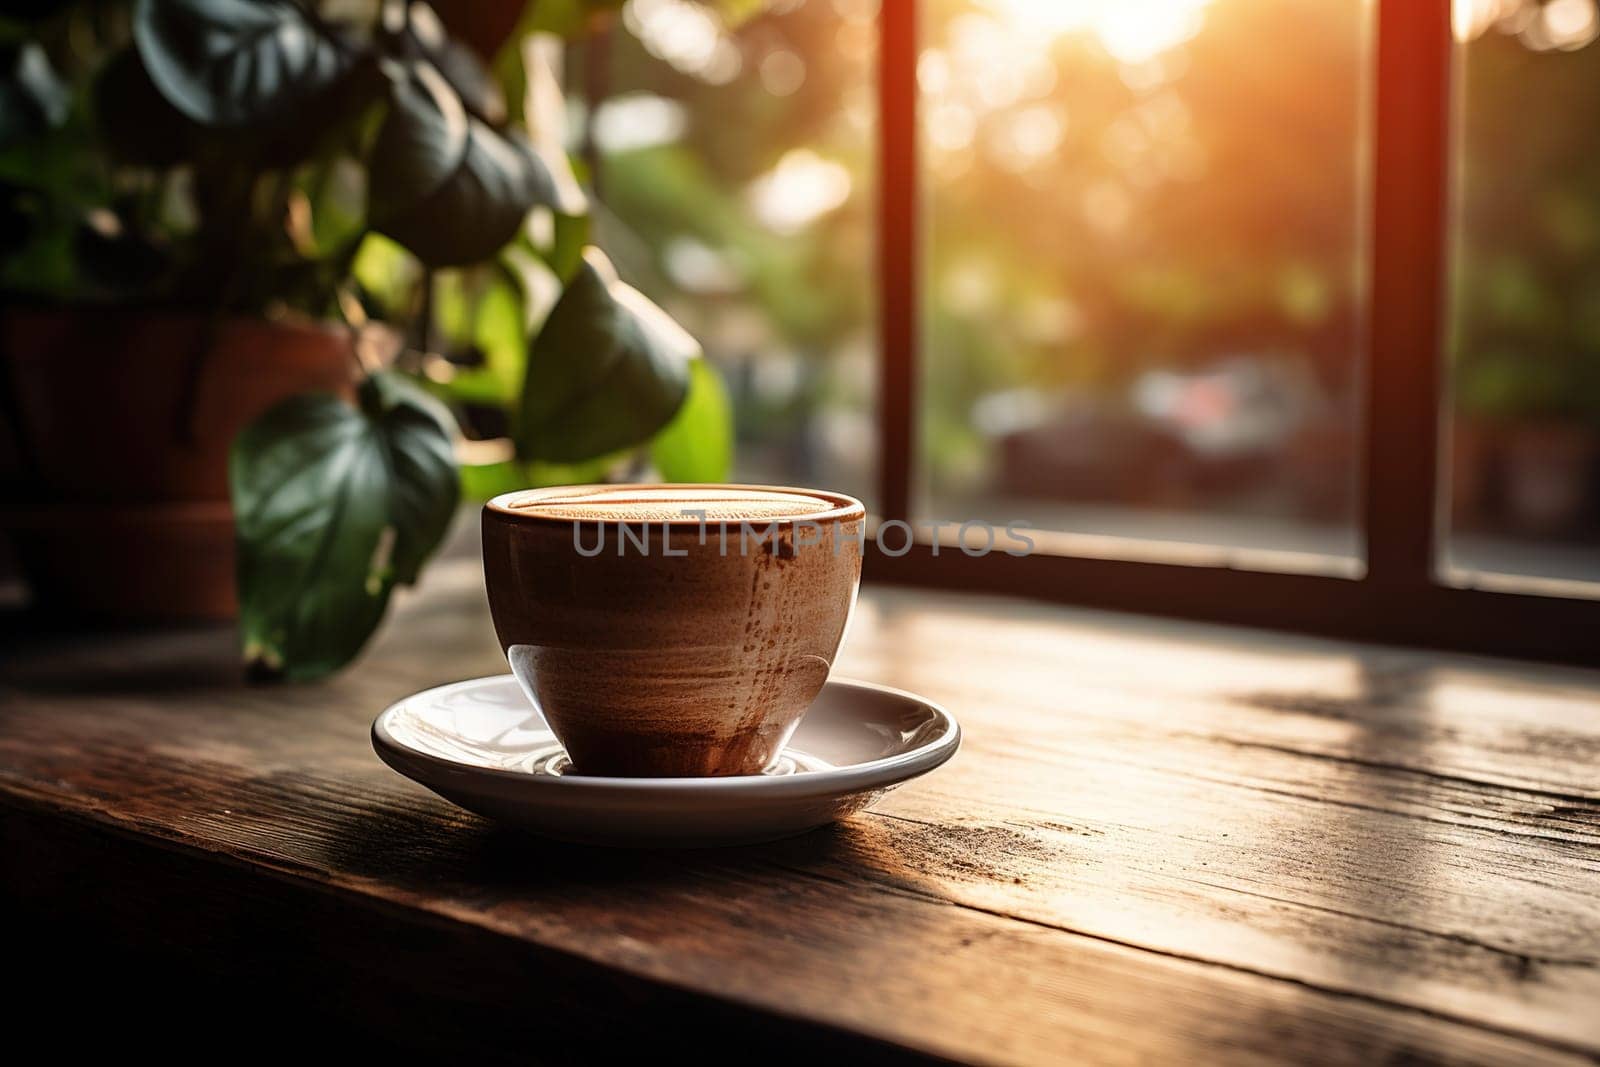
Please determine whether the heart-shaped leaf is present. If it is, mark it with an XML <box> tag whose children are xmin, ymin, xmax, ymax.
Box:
<box><xmin>651</xmin><ymin>358</ymin><xmax>733</xmax><ymax>482</ymax></box>
<box><xmin>379</xmin><ymin>0</ymin><xmax>505</xmax><ymax>124</ymax></box>
<box><xmin>98</xmin><ymin>38</ymin><xmax>379</xmax><ymax>171</ymax></box>
<box><xmin>133</xmin><ymin>0</ymin><xmax>352</xmax><ymax>128</ymax></box>
<box><xmin>518</xmin><ymin>247</ymin><xmax>697</xmax><ymax>461</ymax></box>
<box><xmin>369</xmin><ymin>61</ymin><xmax>554</xmax><ymax>267</ymax></box>
<box><xmin>231</xmin><ymin>371</ymin><xmax>459</xmax><ymax>681</ymax></box>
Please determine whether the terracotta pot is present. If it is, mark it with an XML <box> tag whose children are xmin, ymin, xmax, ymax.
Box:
<box><xmin>5</xmin><ymin>502</ymin><xmax>238</xmax><ymax>619</ymax></box>
<box><xmin>1</xmin><ymin>309</ymin><xmax>362</xmax><ymax>619</ymax></box>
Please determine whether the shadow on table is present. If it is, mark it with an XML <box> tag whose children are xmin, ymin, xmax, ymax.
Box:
<box><xmin>310</xmin><ymin>788</ymin><xmax>946</xmax><ymax>901</ymax></box>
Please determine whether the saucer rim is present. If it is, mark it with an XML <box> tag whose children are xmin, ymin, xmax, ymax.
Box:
<box><xmin>372</xmin><ymin>674</ymin><xmax>960</xmax><ymax>799</ymax></box>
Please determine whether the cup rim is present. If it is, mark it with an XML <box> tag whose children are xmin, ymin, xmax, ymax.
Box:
<box><xmin>485</xmin><ymin>483</ymin><xmax>867</xmax><ymax>527</ymax></box>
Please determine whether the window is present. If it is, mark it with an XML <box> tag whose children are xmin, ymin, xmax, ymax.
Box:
<box><xmin>589</xmin><ymin>0</ymin><xmax>1599</xmax><ymax>663</ymax></box>
<box><xmin>920</xmin><ymin>0</ymin><xmax>1367</xmax><ymax>574</ymax></box>
<box><xmin>1446</xmin><ymin>0</ymin><xmax>1600</xmax><ymax>593</ymax></box>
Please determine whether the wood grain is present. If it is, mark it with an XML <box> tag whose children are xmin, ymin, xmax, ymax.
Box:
<box><xmin>2</xmin><ymin>531</ymin><xmax>1598</xmax><ymax>1064</ymax></box>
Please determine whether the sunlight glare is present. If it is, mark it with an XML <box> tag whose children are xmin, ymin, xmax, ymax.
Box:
<box><xmin>1535</xmin><ymin>0</ymin><xmax>1600</xmax><ymax>49</ymax></box>
<box><xmin>981</xmin><ymin>0</ymin><xmax>1212</xmax><ymax>64</ymax></box>
<box><xmin>625</xmin><ymin>0</ymin><xmax>742</xmax><ymax>84</ymax></box>
<box><xmin>1454</xmin><ymin>0</ymin><xmax>1600</xmax><ymax>47</ymax></box>
<box><xmin>748</xmin><ymin>149</ymin><xmax>853</xmax><ymax>233</ymax></box>
<box><xmin>1452</xmin><ymin>0</ymin><xmax>1512</xmax><ymax>40</ymax></box>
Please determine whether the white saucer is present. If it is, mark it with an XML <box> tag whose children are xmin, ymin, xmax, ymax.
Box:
<box><xmin>372</xmin><ymin>675</ymin><xmax>961</xmax><ymax>848</ymax></box>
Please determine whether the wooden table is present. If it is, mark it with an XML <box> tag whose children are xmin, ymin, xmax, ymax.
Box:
<box><xmin>3</xmin><ymin>540</ymin><xmax>1598</xmax><ymax>1064</ymax></box>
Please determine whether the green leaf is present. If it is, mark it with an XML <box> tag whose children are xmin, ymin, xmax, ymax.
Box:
<box><xmin>0</xmin><ymin>41</ymin><xmax>68</xmax><ymax>147</ymax></box>
<box><xmin>352</xmin><ymin>231</ymin><xmax>423</xmax><ymax>317</ymax></box>
<box><xmin>458</xmin><ymin>451</ymin><xmax>623</xmax><ymax>501</ymax></box>
<box><xmin>379</xmin><ymin>0</ymin><xmax>505</xmax><ymax>124</ymax></box>
<box><xmin>431</xmin><ymin>258</ymin><xmax>554</xmax><ymax>406</ymax></box>
<box><xmin>458</xmin><ymin>456</ymin><xmax>523</xmax><ymax>501</ymax></box>
<box><xmin>133</xmin><ymin>0</ymin><xmax>352</xmax><ymax>128</ymax></box>
<box><xmin>651</xmin><ymin>358</ymin><xmax>733</xmax><ymax>482</ymax></box>
<box><xmin>299</xmin><ymin>155</ymin><xmax>368</xmax><ymax>254</ymax></box>
<box><xmin>524</xmin><ymin>453</ymin><xmax>628</xmax><ymax>486</ymax></box>
<box><xmin>368</xmin><ymin>61</ymin><xmax>555</xmax><ymax>267</ymax></box>
<box><xmin>518</xmin><ymin>247</ymin><xmax>697</xmax><ymax>462</ymax></box>
<box><xmin>231</xmin><ymin>372</ymin><xmax>459</xmax><ymax>681</ymax></box>
<box><xmin>517</xmin><ymin>206</ymin><xmax>589</xmax><ymax>282</ymax></box>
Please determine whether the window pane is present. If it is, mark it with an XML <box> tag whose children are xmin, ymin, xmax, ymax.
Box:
<box><xmin>920</xmin><ymin>0</ymin><xmax>1367</xmax><ymax>573</ymax></box>
<box><xmin>582</xmin><ymin>0</ymin><xmax>877</xmax><ymax>507</ymax></box>
<box><xmin>1445</xmin><ymin>0</ymin><xmax>1600</xmax><ymax>591</ymax></box>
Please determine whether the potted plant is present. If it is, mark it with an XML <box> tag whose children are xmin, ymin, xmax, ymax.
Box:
<box><xmin>0</xmin><ymin>0</ymin><xmax>731</xmax><ymax>678</ymax></box>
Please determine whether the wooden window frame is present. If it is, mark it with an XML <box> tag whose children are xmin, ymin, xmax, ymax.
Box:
<box><xmin>868</xmin><ymin>0</ymin><xmax>1599</xmax><ymax>664</ymax></box>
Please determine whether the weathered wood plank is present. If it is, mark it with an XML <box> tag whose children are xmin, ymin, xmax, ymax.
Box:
<box><xmin>3</xmin><ymin>536</ymin><xmax>1599</xmax><ymax>1063</ymax></box>
<box><xmin>0</xmin><ymin>761</ymin><xmax>1583</xmax><ymax>1066</ymax></box>
<box><xmin>832</xmin><ymin>593</ymin><xmax>1600</xmax><ymax>1049</ymax></box>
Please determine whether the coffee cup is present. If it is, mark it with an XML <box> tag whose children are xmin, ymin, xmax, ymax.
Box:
<box><xmin>482</xmin><ymin>484</ymin><xmax>866</xmax><ymax>777</ymax></box>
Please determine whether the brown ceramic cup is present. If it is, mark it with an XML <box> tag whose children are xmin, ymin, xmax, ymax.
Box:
<box><xmin>482</xmin><ymin>484</ymin><xmax>866</xmax><ymax>777</ymax></box>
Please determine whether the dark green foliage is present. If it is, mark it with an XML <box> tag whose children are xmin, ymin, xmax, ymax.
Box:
<box><xmin>231</xmin><ymin>373</ymin><xmax>459</xmax><ymax>680</ymax></box>
<box><xmin>2</xmin><ymin>0</ymin><xmax>727</xmax><ymax>679</ymax></box>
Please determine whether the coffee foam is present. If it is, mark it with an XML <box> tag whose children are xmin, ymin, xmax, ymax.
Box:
<box><xmin>508</xmin><ymin>487</ymin><xmax>837</xmax><ymax>522</ymax></box>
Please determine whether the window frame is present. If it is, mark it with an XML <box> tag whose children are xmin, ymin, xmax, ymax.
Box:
<box><xmin>867</xmin><ymin>0</ymin><xmax>1600</xmax><ymax>664</ymax></box>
